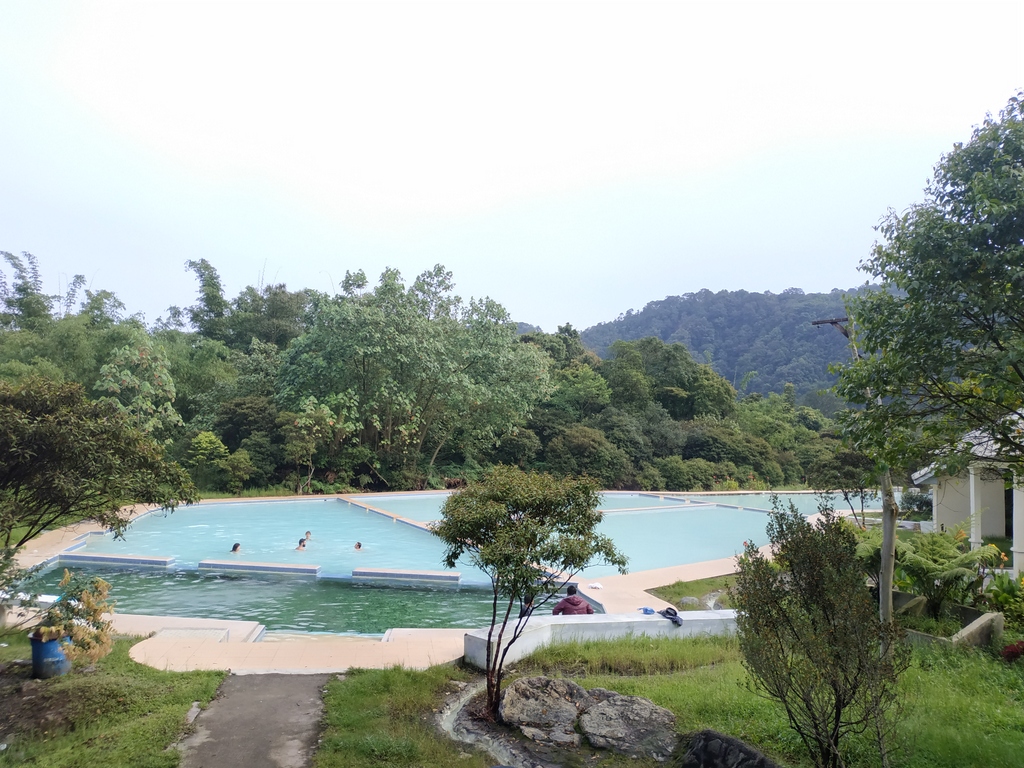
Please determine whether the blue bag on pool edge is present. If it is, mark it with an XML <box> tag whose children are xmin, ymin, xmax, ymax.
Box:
<box><xmin>640</xmin><ymin>607</ymin><xmax>656</xmax><ymax>614</ymax></box>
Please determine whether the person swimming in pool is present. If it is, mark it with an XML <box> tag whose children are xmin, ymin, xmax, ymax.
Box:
<box><xmin>305</xmin><ymin>530</ymin><xmax>312</xmax><ymax>541</ymax></box>
<box><xmin>230</xmin><ymin>542</ymin><xmax>241</xmax><ymax>553</ymax></box>
<box><xmin>296</xmin><ymin>538</ymin><xmax>306</xmax><ymax>551</ymax></box>
<box><xmin>354</xmin><ymin>541</ymin><xmax>362</xmax><ymax>551</ymax></box>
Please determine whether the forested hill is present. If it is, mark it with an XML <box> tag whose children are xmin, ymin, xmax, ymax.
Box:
<box><xmin>580</xmin><ymin>288</ymin><xmax>863</xmax><ymax>399</ymax></box>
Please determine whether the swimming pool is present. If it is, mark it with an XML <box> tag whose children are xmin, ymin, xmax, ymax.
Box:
<box><xmin>70</xmin><ymin>498</ymin><xmax>493</xmax><ymax>583</ymax></box>
<box><xmin>45</xmin><ymin>491</ymin><xmax>825</xmax><ymax>633</ymax></box>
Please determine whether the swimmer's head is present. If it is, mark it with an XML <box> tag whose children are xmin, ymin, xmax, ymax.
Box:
<box><xmin>231</xmin><ymin>542</ymin><xmax>241</xmax><ymax>553</ymax></box>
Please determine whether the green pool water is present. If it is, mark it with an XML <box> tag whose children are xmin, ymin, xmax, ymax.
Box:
<box><xmin>30</xmin><ymin>566</ymin><xmax>499</xmax><ymax>635</ymax></box>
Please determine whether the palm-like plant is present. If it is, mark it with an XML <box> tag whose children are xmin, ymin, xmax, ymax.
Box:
<box><xmin>899</xmin><ymin>532</ymin><xmax>999</xmax><ymax>618</ymax></box>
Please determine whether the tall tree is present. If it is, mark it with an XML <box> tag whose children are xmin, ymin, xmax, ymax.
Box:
<box><xmin>0</xmin><ymin>378</ymin><xmax>197</xmax><ymax>547</ymax></box>
<box><xmin>837</xmin><ymin>94</ymin><xmax>1024</xmax><ymax>474</ymax></box>
<box><xmin>185</xmin><ymin>258</ymin><xmax>231</xmax><ymax>342</ymax></box>
<box><xmin>279</xmin><ymin>266</ymin><xmax>549</xmax><ymax>484</ymax></box>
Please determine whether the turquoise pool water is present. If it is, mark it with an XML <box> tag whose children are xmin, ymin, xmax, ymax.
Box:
<box><xmin>55</xmin><ymin>491</ymin><xmax>826</xmax><ymax>632</ymax></box>
<box><xmin>75</xmin><ymin>498</ymin><xmax>493</xmax><ymax>583</ymax></box>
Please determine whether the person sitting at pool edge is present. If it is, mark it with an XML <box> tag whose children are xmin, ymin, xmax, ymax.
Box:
<box><xmin>231</xmin><ymin>542</ymin><xmax>241</xmax><ymax>553</ymax></box>
<box><xmin>296</xmin><ymin>538</ymin><xmax>306</xmax><ymax>551</ymax></box>
<box><xmin>552</xmin><ymin>585</ymin><xmax>593</xmax><ymax>615</ymax></box>
<box><xmin>354</xmin><ymin>541</ymin><xmax>362</xmax><ymax>551</ymax></box>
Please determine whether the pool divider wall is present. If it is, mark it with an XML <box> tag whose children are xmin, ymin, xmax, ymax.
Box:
<box><xmin>198</xmin><ymin>559</ymin><xmax>322</xmax><ymax>576</ymax></box>
<box><xmin>60</xmin><ymin>552</ymin><xmax>176</xmax><ymax>567</ymax></box>
<box><xmin>351</xmin><ymin>567</ymin><xmax>461</xmax><ymax>586</ymax></box>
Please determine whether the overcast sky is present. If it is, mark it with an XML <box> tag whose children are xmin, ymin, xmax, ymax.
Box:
<box><xmin>2</xmin><ymin>1</ymin><xmax>1022</xmax><ymax>332</ymax></box>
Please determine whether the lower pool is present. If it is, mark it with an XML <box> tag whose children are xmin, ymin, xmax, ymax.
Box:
<box><xmin>29</xmin><ymin>566</ymin><xmax>499</xmax><ymax>634</ymax></box>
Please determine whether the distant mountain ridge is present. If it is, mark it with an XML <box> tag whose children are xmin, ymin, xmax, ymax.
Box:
<box><xmin>580</xmin><ymin>287</ymin><xmax>866</xmax><ymax>398</ymax></box>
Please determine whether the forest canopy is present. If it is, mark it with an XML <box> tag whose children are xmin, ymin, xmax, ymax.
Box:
<box><xmin>0</xmin><ymin>252</ymin><xmax>845</xmax><ymax>494</ymax></box>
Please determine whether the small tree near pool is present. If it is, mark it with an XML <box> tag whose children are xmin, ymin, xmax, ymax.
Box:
<box><xmin>733</xmin><ymin>501</ymin><xmax>909</xmax><ymax>768</ymax></box>
<box><xmin>431</xmin><ymin>465</ymin><xmax>627</xmax><ymax>720</ymax></box>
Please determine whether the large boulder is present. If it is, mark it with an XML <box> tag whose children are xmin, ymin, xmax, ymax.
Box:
<box><xmin>579</xmin><ymin>691</ymin><xmax>679</xmax><ymax>761</ymax></box>
<box><xmin>498</xmin><ymin>677</ymin><xmax>589</xmax><ymax>747</ymax></box>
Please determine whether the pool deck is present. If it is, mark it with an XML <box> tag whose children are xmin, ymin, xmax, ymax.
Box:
<box><xmin>14</xmin><ymin>501</ymin><xmax>747</xmax><ymax>674</ymax></box>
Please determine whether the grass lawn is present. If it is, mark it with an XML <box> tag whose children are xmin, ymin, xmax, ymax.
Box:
<box><xmin>315</xmin><ymin>665</ymin><xmax>492</xmax><ymax>768</ymax></box>
<box><xmin>513</xmin><ymin>635</ymin><xmax>1024</xmax><ymax>768</ymax></box>
<box><xmin>0</xmin><ymin>634</ymin><xmax>224</xmax><ymax>768</ymax></box>
<box><xmin>647</xmin><ymin>574</ymin><xmax>736</xmax><ymax>609</ymax></box>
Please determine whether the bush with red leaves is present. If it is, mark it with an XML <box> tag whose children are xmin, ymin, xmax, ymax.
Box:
<box><xmin>1000</xmin><ymin>641</ymin><xmax>1024</xmax><ymax>663</ymax></box>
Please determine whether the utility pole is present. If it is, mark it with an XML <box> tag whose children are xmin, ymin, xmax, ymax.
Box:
<box><xmin>813</xmin><ymin>316</ymin><xmax>898</xmax><ymax>624</ymax></box>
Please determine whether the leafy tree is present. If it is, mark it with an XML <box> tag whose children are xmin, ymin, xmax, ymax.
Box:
<box><xmin>0</xmin><ymin>251</ymin><xmax>54</xmax><ymax>331</ymax></box>
<box><xmin>185</xmin><ymin>258</ymin><xmax>231</xmax><ymax>342</ymax></box>
<box><xmin>227</xmin><ymin>282</ymin><xmax>312</xmax><ymax>350</ymax></box>
<box><xmin>280</xmin><ymin>397</ymin><xmax>338</xmax><ymax>494</ymax></box>
<box><xmin>520</xmin><ymin>323</ymin><xmax>594</xmax><ymax>369</ymax></box>
<box><xmin>186</xmin><ymin>431</ymin><xmax>230</xmax><ymax>490</ymax></box>
<box><xmin>94</xmin><ymin>332</ymin><xmax>183</xmax><ymax>438</ymax></box>
<box><xmin>0</xmin><ymin>378</ymin><xmax>197</xmax><ymax>547</ymax></box>
<box><xmin>733</xmin><ymin>502</ymin><xmax>909</xmax><ymax>768</ymax></box>
<box><xmin>807</xmin><ymin>448</ymin><xmax>879</xmax><ymax>527</ymax></box>
<box><xmin>654</xmin><ymin>455</ymin><xmax>716</xmax><ymax>491</ymax></box>
<box><xmin>431</xmin><ymin>465</ymin><xmax>627</xmax><ymax>720</ymax></box>
<box><xmin>836</xmin><ymin>94</ymin><xmax>1024</xmax><ymax>474</ymax></box>
<box><xmin>544</xmin><ymin>425</ymin><xmax>633</xmax><ymax>488</ymax></box>
<box><xmin>547</xmin><ymin>363</ymin><xmax>611</xmax><ymax>419</ymax></box>
<box><xmin>279</xmin><ymin>266</ymin><xmax>549</xmax><ymax>484</ymax></box>
<box><xmin>217</xmin><ymin>449</ymin><xmax>256</xmax><ymax>494</ymax></box>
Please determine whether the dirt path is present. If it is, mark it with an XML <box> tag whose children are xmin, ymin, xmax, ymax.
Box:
<box><xmin>178</xmin><ymin>673</ymin><xmax>330</xmax><ymax>768</ymax></box>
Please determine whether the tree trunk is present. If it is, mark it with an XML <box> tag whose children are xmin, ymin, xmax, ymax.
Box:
<box><xmin>879</xmin><ymin>471</ymin><xmax>896</xmax><ymax>623</ymax></box>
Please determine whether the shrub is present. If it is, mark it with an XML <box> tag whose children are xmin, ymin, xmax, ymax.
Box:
<box><xmin>733</xmin><ymin>501</ymin><xmax>909</xmax><ymax>768</ymax></box>
<box><xmin>32</xmin><ymin>569</ymin><xmax>114</xmax><ymax>663</ymax></box>
<box><xmin>1001</xmin><ymin>640</ymin><xmax>1024</xmax><ymax>663</ymax></box>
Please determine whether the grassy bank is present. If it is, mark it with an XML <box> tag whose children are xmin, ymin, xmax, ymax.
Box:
<box><xmin>0</xmin><ymin>635</ymin><xmax>223</xmax><ymax>768</ymax></box>
<box><xmin>315</xmin><ymin>666</ymin><xmax>491</xmax><ymax>768</ymax></box>
<box><xmin>648</xmin><ymin>574</ymin><xmax>736</xmax><ymax>609</ymax></box>
<box><xmin>314</xmin><ymin>633</ymin><xmax>1024</xmax><ymax>768</ymax></box>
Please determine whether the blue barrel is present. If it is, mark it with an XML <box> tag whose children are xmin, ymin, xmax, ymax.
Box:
<box><xmin>30</xmin><ymin>635</ymin><xmax>72</xmax><ymax>678</ymax></box>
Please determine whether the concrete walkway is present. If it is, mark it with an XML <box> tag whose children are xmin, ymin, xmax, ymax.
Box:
<box><xmin>178</xmin><ymin>673</ymin><xmax>329</xmax><ymax>768</ymax></box>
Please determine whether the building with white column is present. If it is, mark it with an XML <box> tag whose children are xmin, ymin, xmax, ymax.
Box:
<box><xmin>912</xmin><ymin>454</ymin><xmax>1024</xmax><ymax>578</ymax></box>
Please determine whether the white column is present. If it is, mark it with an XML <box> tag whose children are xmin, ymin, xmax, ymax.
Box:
<box><xmin>1013</xmin><ymin>477</ymin><xmax>1024</xmax><ymax>579</ymax></box>
<box><xmin>969</xmin><ymin>464</ymin><xmax>983</xmax><ymax>550</ymax></box>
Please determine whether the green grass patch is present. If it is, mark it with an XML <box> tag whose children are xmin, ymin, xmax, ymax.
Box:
<box><xmin>0</xmin><ymin>637</ymin><xmax>224</xmax><ymax>768</ymax></box>
<box><xmin>315</xmin><ymin>666</ymin><xmax>492</xmax><ymax>768</ymax></box>
<box><xmin>508</xmin><ymin>634</ymin><xmax>1024</xmax><ymax>768</ymax></box>
<box><xmin>197</xmin><ymin>485</ymin><xmax>299</xmax><ymax>499</ymax></box>
<box><xmin>647</xmin><ymin>574</ymin><xmax>736</xmax><ymax>609</ymax></box>
<box><xmin>514</xmin><ymin>633</ymin><xmax>741</xmax><ymax>677</ymax></box>
<box><xmin>898</xmin><ymin>613</ymin><xmax>963</xmax><ymax>638</ymax></box>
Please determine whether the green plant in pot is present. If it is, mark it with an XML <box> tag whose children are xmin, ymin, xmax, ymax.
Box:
<box><xmin>31</xmin><ymin>570</ymin><xmax>115</xmax><ymax>665</ymax></box>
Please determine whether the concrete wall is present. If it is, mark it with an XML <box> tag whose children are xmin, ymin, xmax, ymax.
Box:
<box><xmin>933</xmin><ymin>473</ymin><xmax>1005</xmax><ymax>537</ymax></box>
<box><xmin>463</xmin><ymin>611</ymin><xmax>737</xmax><ymax>670</ymax></box>
<box><xmin>934</xmin><ymin>476</ymin><xmax>971</xmax><ymax>530</ymax></box>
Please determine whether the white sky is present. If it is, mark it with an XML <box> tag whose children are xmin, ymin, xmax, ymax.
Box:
<box><xmin>2</xmin><ymin>1</ymin><xmax>1022</xmax><ymax>331</ymax></box>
